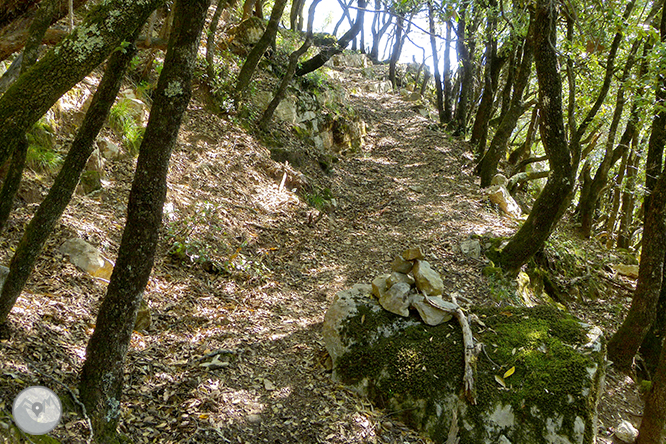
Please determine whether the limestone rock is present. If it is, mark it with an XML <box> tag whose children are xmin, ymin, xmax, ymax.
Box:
<box><xmin>329</xmin><ymin>53</ymin><xmax>369</xmax><ymax>68</ymax></box>
<box><xmin>378</xmin><ymin>282</ymin><xmax>412</xmax><ymax>317</ymax></box>
<box><xmin>364</xmin><ymin>81</ymin><xmax>393</xmax><ymax>94</ymax></box>
<box><xmin>459</xmin><ymin>239</ymin><xmax>481</xmax><ymax>259</ymax></box>
<box><xmin>491</xmin><ymin>174</ymin><xmax>508</xmax><ymax>187</ymax></box>
<box><xmin>387</xmin><ymin>272</ymin><xmax>415</xmax><ymax>287</ymax></box>
<box><xmin>391</xmin><ymin>255</ymin><xmax>413</xmax><ymax>273</ymax></box>
<box><xmin>372</xmin><ymin>274</ymin><xmax>390</xmax><ymax>298</ymax></box>
<box><xmin>402</xmin><ymin>247</ymin><xmax>424</xmax><ymax>261</ymax></box>
<box><xmin>0</xmin><ymin>265</ymin><xmax>8</xmax><ymax>293</ymax></box>
<box><xmin>410</xmin><ymin>294</ymin><xmax>453</xmax><ymax>326</ymax></box>
<box><xmin>229</xmin><ymin>17</ymin><xmax>265</xmax><ymax>47</ymax></box>
<box><xmin>486</xmin><ymin>184</ymin><xmax>522</xmax><ymax>218</ymax></box>
<box><xmin>59</xmin><ymin>238</ymin><xmax>114</xmax><ymax>280</ymax></box>
<box><xmin>323</xmin><ymin>284</ymin><xmax>386</xmax><ymax>364</ymax></box>
<box><xmin>612</xmin><ymin>264</ymin><xmax>639</xmax><ymax>279</ymax></box>
<box><xmin>325</xmin><ymin>296</ymin><xmax>607</xmax><ymax>444</ymax></box>
<box><xmin>98</xmin><ymin>138</ymin><xmax>124</xmax><ymax>160</ymax></box>
<box><xmin>615</xmin><ymin>420</ymin><xmax>638</xmax><ymax>443</ymax></box>
<box><xmin>412</xmin><ymin>260</ymin><xmax>444</xmax><ymax>296</ymax></box>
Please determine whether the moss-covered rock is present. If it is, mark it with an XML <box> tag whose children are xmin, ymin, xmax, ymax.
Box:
<box><xmin>323</xmin><ymin>286</ymin><xmax>606</xmax><ymax>444</ymax></box>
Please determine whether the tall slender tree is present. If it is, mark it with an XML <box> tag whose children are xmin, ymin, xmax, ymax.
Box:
<box><xmin>78</xmin><ymin>0</ymin><xmax>208</xmax><ymax>440</ymax></box>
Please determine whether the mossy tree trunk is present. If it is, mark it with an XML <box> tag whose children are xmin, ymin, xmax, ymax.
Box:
<box><xmin>0</xmin><ymin>0</ymin><xmax>61</xmax><ymax>232</ymax></box>
<box><xmin>0</xmin><ymin>0</ymin><xmax>166</xmax><ymax>169</ymax></box>
<box><xmin>78</xmin><ymin>1</ymin><xmax>208</xmax><ymax>441</ymax></box>
<box><xmin>577</xmin><ymin>39</ymin><xmax>641</xmax><ymax>238</ymax></box>
<box><xmin>477</xmin><ymin>15</ymin><xmax>533</xmax><ymax>187</ymax></box>
<box><xmin>0</xmin><ymin>0</ymin><xmax>90</xmax><ymax>62</ymax></box>
<box><xmin>637</xmin><ymin>344</ymin><xmax>666</xmax><ymax>443</ymax></box>
<box><xmin>295</xmin><ymin>0</ymin><xmax>367</xmax><ymax>77</ymax></box>
<box><xmin>258</xmin><ymin>0</ymin><xmax>322</xmax><ymax>129</ymax></box>
<box><xmin>470</xmin><ymin>0</ymin><xmax>504</xmax><ymax>152</ymax></box>
<box><xmin>234</xmin><ymin>0</ymin><xmax>288</xmax><ymax>102</ymax></box>
<box><xmin>499</xmin><ymin>0</ymin><xmax>631</xmax><ymax>272</ymax></box>
<box><xmin>498</xmin><ymin>0</ymin><xmax>575</xmax><ymax>273</ymax></box>
<box><xmin>0</xmin><ymin>33</ymin><xmax>138</xmax><ymax>325</ymax></box>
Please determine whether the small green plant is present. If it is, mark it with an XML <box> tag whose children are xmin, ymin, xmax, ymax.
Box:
<box><xmin>26</xmin><ymin>120</ymin><xmax>61</xmax><ymax>171</ymax></box>
<box><xmin>109</xmin><ymin>98</ymin><xmax>145</xmax><ymax>155</ymax></box>
<box><xmin>304</xmin><ymin>187</ymin><xmax>334</xmax><ymax>211</ymax></box>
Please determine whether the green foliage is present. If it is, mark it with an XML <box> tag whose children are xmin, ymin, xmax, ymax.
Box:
<box><xmin>108</xmin><ymin>98</ymin><xmax>145</xmax><ymax>155</ymax></box>
<box><xmin>164</xmin><ymin>202</ymin><xmax>271</xmax><ymax>279</ymax></box>
<box><xmin>26</xmin><ymin>120</ymin><xmax>61</xmax><ymax>171</ymax></box>
<box><xmin>304</xmin><ymin>187</ymin><xmax>334</xmax><ymax>210</ymax></box>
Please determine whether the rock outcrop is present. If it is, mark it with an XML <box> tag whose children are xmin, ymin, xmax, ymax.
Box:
<box><xmin>59</xmin><ymin>238</ymin><xmax>114</xmax><ymax>280</ymax></box>
<box><xmin>323</xmin><ymin>250</ymin><xmax>606</xmax><ymax>444</ymax></box>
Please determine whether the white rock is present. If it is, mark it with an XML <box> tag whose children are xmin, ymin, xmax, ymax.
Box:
<box><xmin>387</xmin><ymin>271</ymin><xmax>415</xmax><ymax>287</ymax></box>
<box><xmin>612</xmin><ymin>264</ymin><xmax>639</xmax><ymax>279</ymax></box>
<box><xmin>491</xmin><ymin>174</ymin><xmax>508</xmax><ymax>187</ymax></box>
<box><xmin>322</xmin><ymin>284</ymin><xmax>376</xmax><ymax>363</ymax></box>
<box><xmin>59</xmin><ymin>238</ymin><xmax>114</xmax><ymax>280</ymax></box>
<box><xmin>460</xmin><ymin>239</ymin><xmax>481</xmax><ymax>259</ymax></box>
<box><xmin>413</xmin><ymin>260</ymin><xmax>444</xmax><ymax>296</ymax></box>
<box><xmin>410</xmin><ymin>294</ymin><xmax>452</xmax><ymax>326</ymax></box>
<box><xmin>372</xmin><ymin>274</ymin><xmax>390</xmax><ymax>299</ymax></box>
<box><xmin>486</xmin><ymin>184</ymin><xmax>522</xmax><ymax>218</ymax></box>
<box><xmin>378</xmin><ymin>282</ymin><xmax>412</xmax><ymax>317</ymax></box>
<box><xmin>615</xmin><ymin>420</ymin><xmax>638</xmax><ymax>443</ymax></box>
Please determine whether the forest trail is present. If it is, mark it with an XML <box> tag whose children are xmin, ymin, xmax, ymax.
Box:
<box><xmin>0</xmin><ymin>63</ymin><xmax>640</xmax><ymax>443</ymax></box>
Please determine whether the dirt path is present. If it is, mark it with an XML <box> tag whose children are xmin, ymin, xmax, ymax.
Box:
<box><xmin>0</xmin><ymin>64</ymin><xmax>641</xmax><ymax>444</ymax></box>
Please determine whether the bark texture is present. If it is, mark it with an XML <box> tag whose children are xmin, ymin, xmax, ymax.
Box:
<box><xmin>0</xmin><ymin>0</ymin><xmax>89</xmax><ymax>62</ymax></box>
<box><xmin>78</xmin><ymin>0</ymin><xmax>207</xmax><ymax>440</ymax></box>
<box><xmin>234</xmin><ymin>0</ymin><xmax>288</xmax><ymax>101</ymax></box>
<box><xmin>0</xmin><ymin>0</ymin><xmax>166</xmax><ymax>168</ymax></box>
<box><xmin>295</xmin><ymin>0</ymin><xmax>367</xmax><ymax>76</ymax></box>
<box><xmin>0</xmin><ymin>34</ymin><xmax>137</xmax><ymax>324</ymax></box>
<box><xmin>499</xmin><ymin>0</ymin><xmax>575</xmax><ymax>272</ymax></box>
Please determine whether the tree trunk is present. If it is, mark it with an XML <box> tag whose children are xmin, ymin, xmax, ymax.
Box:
<box><xmin>470</xmin><ymin>0</ymin><xmax>502</xmax><ymax>151</ymax></box>
<box><xmin>0</xmin><ymin>0</ymin><xmax>89</xmax><ymax>62</ymax></box>
<box><xmin>0</xmin><ymin>0</ymin><xmax>60</xmax><ymax>232</ymax></box>
<box><xmin>0</xmin><ymin>0</ymin><xmax>166</xmax><ymax>169</ymax></box>
<box><xmin>605</xmin><ymin>149</ymin><xmax>630</xmax><ymax>248</ymax></box>
<box><xmin>206</xmin><ymin>0</ymin><xmax>230</xmax><ymax>81</ymax></box>
<box><xmin>637</xmin><ymin>343</ymin><xmax>666</xmax><ymax>443</ymax></box>
<box><xmin>442</xmin><ymin>20</ymin><xmax>453</xmax><ymax>123</ymax></box>
<box><xmin>369</xmin><ymin>2</ymin><xmax>391</xmax><ymax>63</ymax></box>
<box><xmin>234</xmin><ymin>0</ymin><xmax>289</xmax><ymax>102</ymax></box>
<box><xmin>452</xmin><ymin>3</ymin><xmax>474</xmax><ymax>136</ymax></box>
<box><xmin>616</xmin><ymin>155</ymin><xmax>638</xmax><ymax>250</ymax></box>
<box><xmin>427</xmin><ymin>1</ymin><xmax>444</xmax><ymax>124</ymax></box>
<box><xmin>576</xmin><ymin>34</ymin><xmax>640</xmax><ymax>238</ymax></box>
<box><xmin>290</xmin><ymin>0</ymin><xmax>305</xmax><ymax>31</ymax></box>
<box><xmin>607</xmin><ymin>150</ymin><xmax>666</xmax><ymax>373</ymax></box>
<box><xmin>0</xmin><ymin>137</ymin><xmax>26</xmax><ymax>232</ymax></box>
<box><xmin>78</xmin><ymin>1</ymin><xmax>207</xmax><ymax>441</ymax></box>
<box><xmin>478</xmin><ymin>18</ymin><xmax>533</xmax><ymax>188</ymax></box>
<box><xmin>0</xmin><ymin>35</ymin><xmax>137</xmax><ymax>324</ymax></box>
<box><xmin>499</xmin><ymin>0</ymin><xmax>576</xmax><ymax>273</ymax></box>
<box><xmin>333</xmin><ymin>0</ymin><xmax>353</xmax><ymax>37</ymax></box>
<box><xmin>259</xmin><ymin>0</ymin><xmax>321</xmax><ymax>129</ymax></box>
<box><xmin>388</xmin><ymin>14</ymin><xmax>404</xmax><ymax>89</ymax></box>
<box><xmin>296</xmin><ymin>0</ymin><xmax>367</xmax><ymax>76</ymax></box>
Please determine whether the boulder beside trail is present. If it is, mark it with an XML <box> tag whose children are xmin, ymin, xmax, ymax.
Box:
<box><xmin>323</xmin><ymin>285</ymin><xmax>606</xmax><ymax>444</ymax></box>
<box><xmin>59</xmin><ymin>238</ymin><xmax>114</xmax><ymax>280</ymax></box>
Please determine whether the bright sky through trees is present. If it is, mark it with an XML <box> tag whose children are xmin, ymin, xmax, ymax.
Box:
<box><xmin>309</xmin><ymin>1</ymin><xmax>456</xmax><ymax>72</ymax></box>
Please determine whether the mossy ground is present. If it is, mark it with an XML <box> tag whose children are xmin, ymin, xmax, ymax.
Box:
<box><xmin>335</xmin><ymin>302</ymin><xmax>603</xmax><ymax>444</ymax></box>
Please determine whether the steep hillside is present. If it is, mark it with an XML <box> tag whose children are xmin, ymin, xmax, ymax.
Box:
<box><xmin>0</xmin><ymin>47</ymin><xmax>644</xmax><ymax>444</ymax></box>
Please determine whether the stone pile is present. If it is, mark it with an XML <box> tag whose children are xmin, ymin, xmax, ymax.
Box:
<box><xmin>371</xmin><ymin>247</ymin><xmax>456</xmax><ymax>326</ymax></box>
